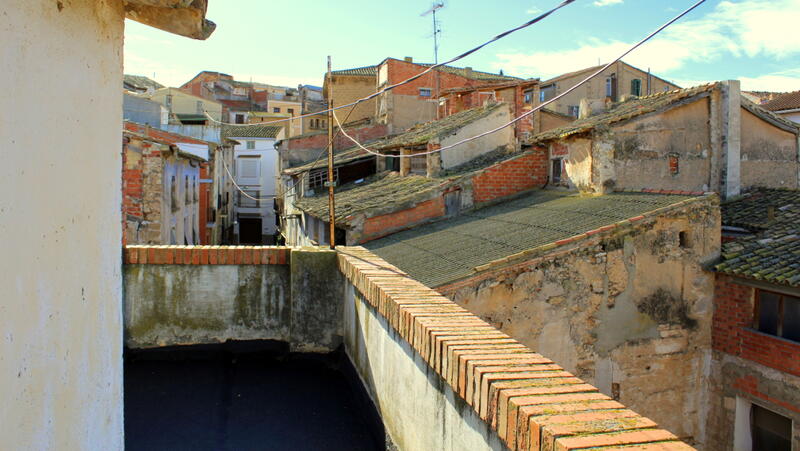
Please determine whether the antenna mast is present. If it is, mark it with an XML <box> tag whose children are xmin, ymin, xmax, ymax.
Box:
<box><xmin>421</xmin><ymin>2</ymin><xmax>444</xmax><ymax>119</ymax></box>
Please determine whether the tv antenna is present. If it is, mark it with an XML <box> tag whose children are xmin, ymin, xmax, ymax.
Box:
<box><xmin>421</xmin><ymin>2</ymin><xmax>444</xmax><ymax>65</ymax></box>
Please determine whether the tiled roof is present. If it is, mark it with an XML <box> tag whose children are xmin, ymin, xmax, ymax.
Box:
<box><xmin>526</xmin><ymin>84</ymin><xmax>718</xmax><ymax>144</ymax></box>
<box><xmin>374</xmin><ymin>103</ymin><xmax>505</xmax><ymax>150</ymax></box>
<box><xmin>284</xmin><ymin>144</ymin><xmax>374</xmax><ymax>175</ymax></box>
<box><xmin>366</xmin><ymin>190</ymin><xmax>700</xmax><ymax>287</ymax></box>
<box><xmin>221</xmin><ymin>124</ymin><xmax>283</xmax><ymax>140</ymax></box>
<box><xmin>124</xmin><ymin>121</ymin><xmax>209</xmax><ymax>146</ymax></box>
<box><xmin>716</xmin><ymin>189</ymin><xmax>800</xmax><ymax>287</ymax></box>
<box><xmin>294</xmin><ymin>172</ymin><xmax>445</xmax><ymax>225</ymax></box>
<box><xmin>416</xmin><ymin>63</ymin><xmax>521</xmax><ymax>82</ymax></box>
<box><xmin>124</xmin><ymin>74</ymin><xmax>164</xmax><ymax>91</ymax></box>
<box><xmin>331</xmin><ymin>65</ymin><xmax>378</xmax><ymax>77</ymax></box>
<box><xmin>762</xmin><ymin>90</ymin><xmax>800</xmax><ymax>112</ymax></box>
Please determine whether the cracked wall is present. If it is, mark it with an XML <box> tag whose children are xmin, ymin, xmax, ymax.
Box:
<box><xmin>446</xmin><ymin>199</ymin><xmax>720</xmax><ymax>447</ymax></box>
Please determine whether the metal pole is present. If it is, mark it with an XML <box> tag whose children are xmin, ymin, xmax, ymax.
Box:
<box><xmin>326</xmin><ymin>56</ymin><xmax>336</xmax><ymax>248</ymax></box>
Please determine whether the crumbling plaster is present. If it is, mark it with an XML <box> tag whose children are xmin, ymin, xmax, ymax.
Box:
<box><xmin>447</xmin><ymin>199</ymin><xmax>720</xmax><ymax>446</ymax></box>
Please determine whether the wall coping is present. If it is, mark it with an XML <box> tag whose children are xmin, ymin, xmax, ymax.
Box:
<box><xmin>337</xmin><ymin>246</ymin><xmax>695</xmax><ymax>451</ymax></box>
<box><xmin>123</xmin><ymin>245</ymin><xmax>290</xmax><ymax>265</ymax></box>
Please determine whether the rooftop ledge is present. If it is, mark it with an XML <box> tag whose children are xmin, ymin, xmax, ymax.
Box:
<box><xmin>124</xmin><ymin>0</ymin><xmax>216</xmax><ymax>40</ymax></box>
<box><xmin>123</xmin><ymin>244</ymin><xmax>695</xmax><ymax>450</ymax></box>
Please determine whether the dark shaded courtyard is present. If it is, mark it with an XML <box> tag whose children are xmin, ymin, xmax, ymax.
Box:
<box><xmin>125</xmin><ymin>342</ymin><xmax>385</xmax><ymax>451</ymax></box>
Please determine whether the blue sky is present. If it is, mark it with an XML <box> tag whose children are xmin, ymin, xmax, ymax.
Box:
<box><xmin>124</xmin><ymin>0</ymin><xmax>800</xmax><ymax>92</ymax></box>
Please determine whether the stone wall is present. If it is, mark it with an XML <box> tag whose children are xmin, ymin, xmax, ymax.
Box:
<box><xmin>439</xmin><ymin>196</ymin><xmax>720</xmax><ymax>447</ymax></box>
<box><xmin>123</xmin><ymin>246</ymin><xmax>343</xmax><ymax>352</ymax></box>
<box><xmin>337</xmin><ymin>247</ymin><xmax>695</xmax><ymax>451</ymax></box>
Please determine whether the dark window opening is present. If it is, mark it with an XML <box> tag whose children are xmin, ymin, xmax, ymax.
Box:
<box><xmin>755</xmin><ymin>290</ymin><xmax>800</xmax><ymax>342</ymax></box>
<box><xmin>523</xmin><ymin>90</ymin><xmax>533</xmax><ymax>104</ymax></box>
<box><xmin>751</xmin><ymin>404</ymin><xmax>791</xmax><ymax>451</ymax></box>
<box><xmin>551</xmin><ymin>159</ymin><xmax>563</xmax><ymax>184</ymax></box>
<box><xmin>679</xmin><ymin>231</ymin><xmax>691</xmax><ymax>248</ymax></box>
<box><xmin>567</xmin><ymin>105</ymin><xmax>579</xmax><ymax>118</ymax></box>
<box><xmin>631</xmin><ymin>79</ymin><xmax>642</xmax><ymax>97</ymax></box>
<box><xmin>419</xmin><ymin>88</ymin><xmax>432</xmax><ymax>97</ymax></box>
<box><xmin>235</xmin><ymin>114</ymin><xmax>245</xmax><ymax>124</ymax></box>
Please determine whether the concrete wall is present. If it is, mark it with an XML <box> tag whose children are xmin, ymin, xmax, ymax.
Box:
<box><xmin>740</xmin><ymin>108</ymin><xmax>799</xmax><ymax>189</ymax></box>
<box><xmin>123</xmin><ymin>247</ymin><xmax>343</xmax><ymax>352</ymax></box>
<box><xmin>0</xmin><ymin>1</ymin><xmax>125</xmax><ymax>448</ymax></box>
<box><xmin>438</xmin><ymin>104</ymin><xmax>513</xmax><ymax>170</ymax></box>
<box><xmin>124</xmin><ymin>92</ymin><xmax>164</xmax><ymax>126</ymax></box>
<box><xmin>444</xmin><ymin>198</ymin><xmax>720</xmax><ymax>447</ymax></box>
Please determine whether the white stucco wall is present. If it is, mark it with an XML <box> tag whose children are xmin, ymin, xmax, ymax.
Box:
<box><xmin>0</xmin><ymin>1</ymin><xmax>125</xmax><ymax>448</ymax></box>
<box><xmin>231</xmin><ymin>137</ymin><xmax>279</xmax><ymax>236</ymax></box>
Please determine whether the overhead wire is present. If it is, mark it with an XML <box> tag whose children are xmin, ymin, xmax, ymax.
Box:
<box><xmin>333</xmin><ymin>0</ymin><xmax>708</xmax><ymax>158</ymax></box>
<box><xmin>203</xmin><ymin>0</ymin><xmax>577</xmax><ymax>127</ymax></box>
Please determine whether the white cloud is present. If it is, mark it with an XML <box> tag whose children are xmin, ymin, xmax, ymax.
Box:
<box><xmin>526</xmin><ymin>7</ymin><xmax>542</xmax><ymax>15</ymax></box>
<box><xmin>593</xmin><ymin>0</ymin><xmax>622</xmax><ymax>6</ymax></box>
<box><xmin>493</xmin><ymin>0</ymin><xmax>800</xmax><ymax>81</ymax></box>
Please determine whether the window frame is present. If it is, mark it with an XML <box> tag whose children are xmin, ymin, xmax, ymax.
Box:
<box><xmin>551</xmin><ymin>158</ymin><xmax>563</xmax><ymax>185</ymax></box>
<box><xmin>419</xmin><ymin>88</ymin><xmax>432</xmax><ymax>97</ymax></box>
<box><xmin>754</xmin><ymin>288</ymin><xmax>800</xmax><ymax>342</ymax></box>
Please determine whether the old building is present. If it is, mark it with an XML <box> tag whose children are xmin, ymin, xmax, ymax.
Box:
<box><xmin>221</xmin><ymin>124</ymin><xmax>285</xmax><ymax>244</ymax></box>
<box><xmin>123</xmin><ymin>92</ymin><xmax>166</xmax><ymax>127</ymax></box>
<box><xmin>124</xmin><ymin>74</ymin><xmax>164</xmax><ymax>95</ymax></box>
<box><xmin>149</xmin><ymin>87</ymin><xmax>224</xmax><ymax>124</ymax></box>
<box><xmin>323</xmin><ymin>65</ymin><xmax>379</xmax><ymax>125</ymax></box>
<box><xmin>266</xmin><ymin>98</ymin><xmax>303</xmax><ymax>136</ymax></box>
<box><xmin>365</xmin><ymin>189</ymin><xmax>720</xmax><ymax>446</ymax></box>
<box><xmin>762</xmin><ymin>90</ymin><xmax>800</xmax><ymax>123</ymax></box>
<box><xmin>123</xmin><ymin>121</ymin><xmax>214</xmax><ymax>245</ymax></box>
<box><xmin>527</xmin><ymin>81</ymin><xmax>800</xmax><ymax>198</ymax></box>
<box><xmin>540</xmin><ymin>61</ymin><xmax>680</xmax><ymax>118</ymax></box>
<box><xmin>710</xmin><ymin>188</ymin><xmax>800</xmax><ymax>450</ymax></box>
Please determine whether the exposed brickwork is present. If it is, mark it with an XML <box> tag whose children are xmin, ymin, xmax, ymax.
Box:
<box><xmin>123</xmin><ymin>245</ymin><xmax>289</xmax><ymax>265</ymax></box>
<box><xmin>360</xmin><ymin>197</ymin><xmax>445</xmax><ymax>243</ymax></box>
<box><xmin>732</xmin><ymin>374</ymin><xmax>800</xmax><ymax>415</ymax></box>
<box><xmin>284</xmin><ymin>123</ymin><xmax>388</xmax><ymax>151</ymax></box>
<box><xmin>337</xmin><ymin>246</ymin><xmax>694</xmax><ymax>450</ymax></box>
<box><xmin>472</xmin><ymin>150</ymin><xmax>548</xmax><ymax>204</ymax></box>
<box><xmin>713</xmin><ymin>275</ymin><xmax>800</xmax><ymax>377</ymax></box>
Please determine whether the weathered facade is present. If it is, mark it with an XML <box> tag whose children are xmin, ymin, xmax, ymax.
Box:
<box><xmin>528</xmin><ymin>81</ymin><xmax>800</xmax><ymax>199</ymax></box>
<box><xmin>709</xmin><ymin>189</ymin><xmax>800</xmax><ymax>450</ymax></box>
<box><xmin>322</xmin><ymin>65</ymin><xmax>378</xmax><ymax>125</ymax></box>
<box><xmin>150</xmin><ymin>87</ymin><xmax>224</xmax><ymax>124</ymax></box>
<box><xmin>540</xmin><ymin>60</ymin><xmax>680</xmax><ymax>118</ymax></box>
<box><xmin>366</xmin><ymin>190</ymin><xmax>720</xmax><ymax>447</ymax></box>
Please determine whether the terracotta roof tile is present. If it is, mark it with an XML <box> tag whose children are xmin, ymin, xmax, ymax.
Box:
<box><xmin>762</xmin><ymin>90</ymin><xmax>800</xmax><ymax>112</ymax></box>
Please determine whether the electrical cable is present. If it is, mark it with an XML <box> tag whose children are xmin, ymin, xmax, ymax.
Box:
<box><xmin>332</xmin><ymin>0</ymin><xmax>707</xmax><ymax>158</ymax></box>
<box><xmin>203</xmin><ymin>0</ymin><xmax>576</xmax><ymax>127</ymax></box>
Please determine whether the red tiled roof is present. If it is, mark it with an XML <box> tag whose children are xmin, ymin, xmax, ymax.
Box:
<box><xmin>123</xmin><ymin>121</ymin><xmax>209</xmax><ymax>146</ymax></box>
<box><xmin>762</xmin><ymin>90</ymin><xmax>800</xmax><ymax>112</ymax></box>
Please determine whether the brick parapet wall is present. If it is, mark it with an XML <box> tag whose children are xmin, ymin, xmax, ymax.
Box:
<box><xmin>472</xmin><ymin>150</ymin><xmax>548</xmax><ymax>204</ymax></box>
<box><xmin>360</xmin><ymin>197</ymin><xmax>445</xmax><ymax>243</ymax></box>
<box><xmin>123</xmin><ymin>245</ymin><xmax>289</xmax><ymax>265</ymax></box>
<box><xmin>713</xmin><ymin>274</ymin><xmax>800</xmax><ymax>377</ymax></box>
<box><xmin>337</xmin><ymin>246</ymin><xmax>694</xmax><ymax>450</ymax></box>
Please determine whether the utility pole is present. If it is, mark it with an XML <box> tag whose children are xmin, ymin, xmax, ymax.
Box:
<box><xmin>326</xmin><ymin>56</ymin><xmax>336</xmax><ymax>249</ymax></box>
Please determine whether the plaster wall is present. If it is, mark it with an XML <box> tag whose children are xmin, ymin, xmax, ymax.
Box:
<box><xmin>384</xmin><ymin>94</ymin><xmax>438</xmax><ymax>132</ymax></box>
<box><xmin>740</xmin><ymin>109</ymin><xmax>799</xmax><ymax>189</ymax></box>
<box><xmin>343</xmin><ymin>285</ymin><xmax>504</xmax><ymax>451</ymax></box>
<box><xmin>0</xmin><ymin>1</ymin><xmax>125</xmax><ymax>448</ymax></box>
<box><xmin>609</xmin><ymin>99</ymin><xmax>713</xmax><ymax>193</ymax></box>
<box><xmin>231</xmin><ymin>137</ymin><xmax>279</xmax><ymax>236</ymax></box>
<box><xmin>540</xmin><ymin>110</ymin><xmax>573</xmax><ymax>132</ymax></box>
<box><xmin>151</xmin><ymin>87</ymin><xmax>223</xmax><ymax>121</ymax></box>
<box><xmin>446</xmin><ymin>201</ymin><xmax>720</xmax><ymax>447</ymax></box>
<box><xmin>439</xmin><ymin>104</ymin><xmax>513</xmax><ymax>170</ymax></box>
<box><xmin>549</xmin><ymin>137</ymin><xmax>593</xmax><ymax>190</ymax></box>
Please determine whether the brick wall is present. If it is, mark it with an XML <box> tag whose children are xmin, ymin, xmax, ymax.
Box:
<box><xmin>123</xmin><ymin>137</ymin><xmax>162</xmax><ymax>245</ymax></box>
<box><xmin>360</xmin><ymin>197</ymin><xmax>445</xmax><ymax>243</ymax></box>
<box><xmin>472</xmin><ymin>149</ymin><xmax>548</xmax><ymax>204</ymax></box>
<box><xmin>338</xmin><ymin>247</ymin><xmax>695</xmax><ymax>451</ymax></box>
<box><xmin>713</xmin><ymin>275</ymin><xmax>800</xmax><ymax>377</ymax></box>
<box><xmin>123</xmin><ymin>245</ymin><xmax>289</xmax><ymax>265</ymax></box>
<box><xmin>385</xmin><ymin>58</ymin><xmax>487</xmax><ymax>96</ymax></box>
<box><xmin>285</xmin><ymin>123</ymin><xmax>388</xmax><ymax>151</ymax></box>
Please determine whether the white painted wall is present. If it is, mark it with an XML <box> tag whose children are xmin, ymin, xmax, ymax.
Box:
<box><xmin>0</xmin><ymin>0</ymin><xmax>124</xmax><ymax>448</ymax></box>
<box><xmin>231</xmin><ymin>137</ymin><xmax>279</xmax><ymax>236</ymax></box>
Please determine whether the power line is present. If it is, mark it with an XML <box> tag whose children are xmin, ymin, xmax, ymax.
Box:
<box><xmin>203</xmin><ymin>0</ymin><xmax>576</xmax><ymax>127</ymax></box>
<box><xmin>333</xmin><ymin>0</ymin><xmax>708</xmax><ymax>158</ymax></box>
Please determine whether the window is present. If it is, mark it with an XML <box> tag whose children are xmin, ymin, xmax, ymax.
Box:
<box><xmin>235</xmin><ymin>113</ymin><xmax>245</xmax><ymax>124</ymax></box>
<box><xmin>551</xmin><ymin>159</ymin><xmax>563</xmax><ymax>184</ymax></box>
<box><xmin>288</xmin><ymin>108</ymin><xmax>294</xmax><ymax>115</ymax></box>
<box><xmin>419</xmin><ymin>88</ymin><xmax>432</xmax><ymax>97</ymax></box>
<box><xmin>273</xmin><ymin>107</ymin><xmax>280</xmax><ymax>113</ymax></box>
<box><xmin>523</xmin><ymin>90</ymin><xmax>533</xmax><ymax>104</ymax></box>
<box><xmin>166</xmin><ymin>94</ymin><xmax>173</xmax><ymax>109</ymax></box>
<box><xmin>246</xmin><ymin>141</ymin><xmax>255</xmax><ymax>150</ymax></box>
<box><xmin>567</xmin><ymin>105</ymin><xmax>580</xmax><ymax>118</ymax></box>
<box><xmin>669</xmin><ymin>154</ymin><xmax>679</xmax><ymax>175</ymax></box>
<box><xmin>308</xmin><ymin>168</ymin><xmax>338</xmax><ymax>191</ymax></box>
<box><xmin>196</xmin><ymin>100</ymin><xmax>204</xmax><ymax>114</ymax></box>
<box><xmin>631</xmin><ymin>78</ymin><xmax>642</xmax><ymax>97</ymax></box>
<box><xmin>755</xmin><ymin>290</ymin><xmax>800</xmax><ymax>342</ymax></box>
<box><xmin>751</xmin><ymin>404</ymin><xmax>791</xmax><ymax>451</ymax></box>
<box><xmin>605</xmin><ymin>74</ymin><xmax>617</xmax><ymax>98</ymax></box>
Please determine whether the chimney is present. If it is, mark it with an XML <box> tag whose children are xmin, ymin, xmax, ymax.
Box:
<box><xmin>721</xmin><ymin>80</ymin><xmax>741</xmax><ymax>199</ymax></box>
<box><xmin>404</xmin><ymin>56</ymin><xmax>413</xmax><ymax>63</ymax></box>
<box><xmin>465</xmin><ymin>67</ymin><xmax>473</xmax><ymax>79</ymax></box>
